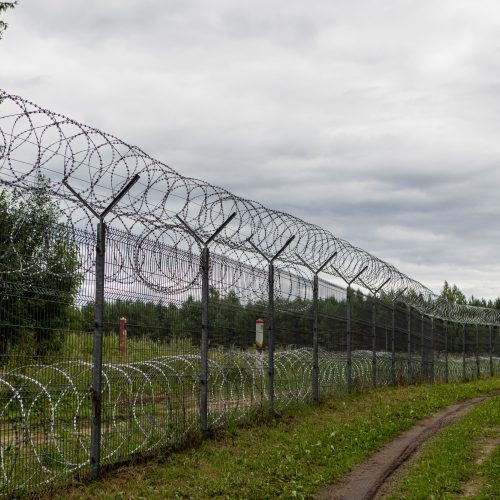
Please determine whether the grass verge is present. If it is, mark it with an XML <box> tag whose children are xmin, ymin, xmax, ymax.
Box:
<box><xmin>384</xmin><ymin>393</ymin><xmax>500</xmax><ymax>499</ymax></box>
<box><xmin>48</xmin><ymin>378</ymin><xmax>500</xmax><ymax>499</ymax></box>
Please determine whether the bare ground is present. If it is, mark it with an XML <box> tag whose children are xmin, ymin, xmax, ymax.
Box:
<box><xmin>316</xmin><ymin>393</ymin><xmax>498</xmax><ymax>500</ymax></box>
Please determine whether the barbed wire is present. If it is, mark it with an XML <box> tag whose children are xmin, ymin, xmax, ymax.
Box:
<box><xmin>0</xmin><ymin>89</ymin><xmax>498</xmax><ymax>325</ymax></box>
<box><xmin>3</xmin><ymin>347</ymin><xmax>490</xmax><ymax>493</ymax></box>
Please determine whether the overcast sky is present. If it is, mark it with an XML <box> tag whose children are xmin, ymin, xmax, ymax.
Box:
<box><xmin>2</xmin><ymin>0</ymin><xmax>500</xmax><ymax>299</ymax></box>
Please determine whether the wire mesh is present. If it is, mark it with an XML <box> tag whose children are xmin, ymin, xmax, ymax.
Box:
<box><xmin>1</xmin><ymin>90</ymin><xmax>500</xmax><ymax>495</ymax></box>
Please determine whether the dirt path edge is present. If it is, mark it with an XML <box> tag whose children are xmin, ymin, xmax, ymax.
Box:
<box><xmin>316</xmin><ymin>393</ymin><xmax>498</xmax><ymax>500</ymax></box>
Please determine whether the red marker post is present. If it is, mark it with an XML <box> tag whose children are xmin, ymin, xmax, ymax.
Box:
<box><xmin>119</xmin><ymin>317</ymin><xmax>127</xmax><ymax>360</ymax></box>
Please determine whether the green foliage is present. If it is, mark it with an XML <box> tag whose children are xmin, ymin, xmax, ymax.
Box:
<box><xmin>0</xmin><ymin>2</ymin><xmax>17</xmax><ymax>39</ymax></box>
<box><xmin>0</xmin><ymin>177</ymin><xmax>82</xmax><ymax>359</ymax></box>
<box><xmin>76</xmin><ymin>288</ymin><xmax>333</xmax><ymax>349</ymax></box>
<box><xmin>439</xmin><ymin>279</ymin><xmax>500</xmax><ymax>310</ymax></box>
<box><xmin>88</xmin><ymin>280</ymin><xmax>500</xmax><ymax>351</ymax></box>
<box><xmin>75</xmin><ymin>287</ymin><xmax>377</xmax><ymax>353</ymax></box>
<box><xmin>53</xmin><ymin>378</ymin><xmax>500</xmax><ymax>499</ymax></box>
<box><xmin>440</xmin><ymin>280</ymin><xmax>467</xmax><ymax>305</ymax></box>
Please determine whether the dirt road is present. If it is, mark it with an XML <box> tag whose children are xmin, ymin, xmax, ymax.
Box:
<box><xmin>316</xmin><ymin>394</ymin><xmax>497</xmax><ymax>500</ymax></box>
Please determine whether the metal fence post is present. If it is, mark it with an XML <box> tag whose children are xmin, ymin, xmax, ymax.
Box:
<box><xmin>296</xmin><ymin>252</ymin><xmax>336</xmax><ymax>404</ymax></box>
<box><xmin>462</xmin><ymin>323</ymin><xmax>466</xmax><ymax>381</ymax></box>
<box><xmin>430</xmin><ymin>317</ymin><xmax>434</xmax><ymax>383</ymax></box>
<box><xmin>371</xmin><ymin>298</ymin><xmax>377</xmax><ymax>388</ymax></box>
<box><xmin>388</xmin><ymin>287</ymin><xmax>407</xmax><ymax>387</ymax></box>
<box><xmin>444</xmin><ymin>321</ymin><xmax>448</xmax><ymax>383</ymax></box>
<box><xmin>407</xmin><ymin>305</ymin><xmax>412</xmax><ymax>384</ymax></box>
<box><xmin>176</xmin><ymin>212</ymin><xmax>237</xmax><ymax>431</ymax></box>
<box><xmin>200</xmin><ymin>246</ymin><xmax>209</xmax><ymax>432</ymax></box>
<box><xmin>327</xmin><ymin>266</ymin><xmax>367</xmax><ymax>393</ymax></box>
<box><xmin>268</xmin><ymin>261</ymin><xmax>275</xmax><ymax>411</ymax></box>
<box><xmin>489</xmin><ymin>325</ymin><xmax>493</xmax><ymax>377</ymax></box>
<box><xmin>63</xmin><ymin>173</ymin><xmax>140</xmax><ymax>479</ymax></box>
<box><xmin>391</xmin><ymin>303</ymin><xmax>396</xmax><ymax>386</ymax></box>
<box><xmin>420</xmin><ymin>314</ymin><xmax>424</xmax><ymax>381</ymax></box>
<box><xmin>250</xmin><ymin>235</ymin><xmax>295</xmax><ymax>412</ymax></box>
<box><xmin>356</xmin><ymin>277</ymin><xmax>390</xmax><ymax>391</ymax></box>
<box><xmin>475</xmin><ymin>324</ymin><xmax>480</xmax><ymax>379</ymax></box>
<box><xmin>346</xmin><ymin>285</ymin><xmax>352</xmax><ymax>392</ymax></box>
<box><xmin>91</xmin><ymin>219</ymin><xmax>105</xmax><ymax>478</ymax></box>
<box><xmin>312</xmin><ymin>274</ymin><xmax>319</xmax><ymax>402</ymax></box>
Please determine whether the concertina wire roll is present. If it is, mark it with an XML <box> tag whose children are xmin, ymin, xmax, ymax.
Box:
<box><xmin>0</xmin><ymin>89</ymin><xmax>498</xmax><ymax>327</ymax></box>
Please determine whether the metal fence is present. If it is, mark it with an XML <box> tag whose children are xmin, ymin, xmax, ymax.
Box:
<box><xmin>1</xmin><ymin>91</ymin><xmax>500</xmax><ymax>495</ymax></box>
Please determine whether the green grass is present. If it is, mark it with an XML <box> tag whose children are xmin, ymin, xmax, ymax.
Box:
<box><xmin>478</xmin><ymin>436</ymin><xmax>500</xmax><ymax>499</ymax></box>
<box><xmin>384</xmin><ymin>393</ymin><xmax>500</xmax><ymax>499</ymax></box>
<box><xmin>47</xmin><ymin>377</ymin><xmax>500</xmax><ymax>499</ymax></box>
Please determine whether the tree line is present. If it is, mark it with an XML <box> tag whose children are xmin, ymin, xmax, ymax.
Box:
<box><xmin>1</xmin><ymin>180</ymin><xmax>499</xmax><ymax>360</ymax></box>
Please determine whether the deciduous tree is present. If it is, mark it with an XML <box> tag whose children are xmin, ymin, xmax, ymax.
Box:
<box><xmin>0</xmin><ymin>2</ymin><xmax>17</xmax><ymax>39</ymax></box>
<box><xmin>0</xmin><ymin>176</ymin><xmax>82</xmax><ymax>359</ymax></box>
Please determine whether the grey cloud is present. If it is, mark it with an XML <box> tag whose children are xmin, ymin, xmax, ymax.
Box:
<box><xmin>3</xmin><ymin>0</ymin><xmax>500</xmax><ymax>298</ymax></box>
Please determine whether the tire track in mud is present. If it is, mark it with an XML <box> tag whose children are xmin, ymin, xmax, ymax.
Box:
<box><xmin>316</xmin><ymin>391</ymin><xmax>500</xmax><ymax>500</ymax></box>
